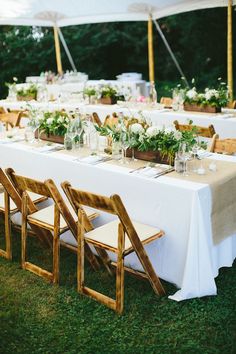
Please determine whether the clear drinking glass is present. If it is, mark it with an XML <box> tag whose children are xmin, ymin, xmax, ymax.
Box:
<box><xmin>120</xmin><ymin>131</ymin><xmax>129</xmax><ymax>164</ymax></box>
<box><xmin>128</xmin><ymin>132</ymin><xmax>137</xmax><ymax>162</ymax></box>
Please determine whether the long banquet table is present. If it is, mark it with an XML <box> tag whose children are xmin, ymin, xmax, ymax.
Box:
<box><xmin>1</xmin><ymin>99</ymin><xmax>236</xmax><ymax>139</ymax></box>
<box><xmin>0</xmin><ymin>139</ymin><xmax>235</xmax><ymax>301</ymax></box>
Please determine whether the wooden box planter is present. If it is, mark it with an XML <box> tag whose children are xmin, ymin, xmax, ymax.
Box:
<box><xmin>183</xmin><ymin>103</ymin><xmax>221</xmax><ymax>113</ymax></box>
<box><xmin>126</xmin><ymin>148</ymin><xmax>174</xmax><ymax>166</ymax></box>
<box><xmin>17</xmin><ymin>95</ymin><xmax>36</xmax><ymax>102</ymax></box>
<box><xmin>99</xmin><ymin>97</ymin><xmax>117</xmax><ymax>105</ymax></box>
<box><xmin>35</xmin><ymin>131</ymin><xmax>64</xmax><ymax>144</ymax></box>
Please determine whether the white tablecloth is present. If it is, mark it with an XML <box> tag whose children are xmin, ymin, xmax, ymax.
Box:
<box><xmin>1</xmin><ymin>100</ymin><xmax>235</xmax><ymax>139</ymax></box>
<box><xmin>0</xmin><ymin>141</ymin><xmax>235</xmax><ymax>301</ymax></box>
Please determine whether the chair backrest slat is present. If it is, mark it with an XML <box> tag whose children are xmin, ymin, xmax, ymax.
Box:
<box><xmin>6</xmin><ymin>169</ymin><xmax>51</xmax><ymax>197</ymax></box>
<box><xmin>3</xmin><ymin>168</ymin><xmax>52</xmax><ymax>247</ymax></box>
<box><xmin>210</xmin><ymin>137</ymin><xmax>236</xmax><ymax>155</ymax></box>
<box><xmin>174</xmin><ymin>120</ymin><xmax>216</xmax><ymax>138</ymax></box>
<box><xmin>0</xmin><ymin>168</ymin><xmax>22</xmax><ymax>210</ymax></box>
<box><xmin>62</xmin><ymin>182</ymin><xmax>116</xmax><ymax>214</ymax></box>
<box><xmin>92</xmin><ymin>112</ymin><xmax>102</xmax><ymax>126</ymax></box>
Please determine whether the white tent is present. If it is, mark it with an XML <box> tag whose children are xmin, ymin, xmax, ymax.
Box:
<box><xmin>0</xmin><ymin>0</ymin><xmax>234</xmax><ymax>27</ymax></box>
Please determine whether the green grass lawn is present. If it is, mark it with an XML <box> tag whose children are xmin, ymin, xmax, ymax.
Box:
<box><xmin>0</xmin><ymin>221</ymin><xmax>235</xmax><ymax>354</ymax></box>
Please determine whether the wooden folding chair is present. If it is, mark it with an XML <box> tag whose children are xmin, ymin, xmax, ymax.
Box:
<box><xmin>62</xmin><ymin>181</ymin><xmax>165</xmax><ymax>314</ymax></box>
<box><xmin>174</xmin><ymin>120</ymin><xmax>216</xmax><ymax>138</ymax></box>
<box><xmin>0</xmin><ymin>168</ymin><xmax>50</xmax><ymax>260</ymax></box>
<box><xmin>92</xmin><ymin>112</ymin><xmax>102</xmax><ymax>126</ymax></box>
<box><xmin>0</xmin><ymin>109</ymin><xmax>24</xmax><ymax>130</ymax></box>
<box><xmin>104</xmin><ymin>113</ymin><xmax>119</xmax><ymax>127</ymax></box>
<box><xmin>227</xmin><ymin>100</ymin><xmax>236</xmax><ymax>109</ymax></box>
<box><xmin>160</xmin><ymin>97</ymin><xmax>173</xmax><ymax>108</ymax></box>
<box><xmin>209</xmin><ymin>135</ymin><xmax>236</xmax><ymax>155</ymax></box>
<box><xmin>6</xmin><ymin>169</ymin><xmax>100</xmax><ymax>283</ymax></box>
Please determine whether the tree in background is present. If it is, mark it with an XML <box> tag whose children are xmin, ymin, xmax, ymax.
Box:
<box><xmin>0</xmin><ymin>8</ymin><xmax>235</xmax><ymax>99</ymax></box>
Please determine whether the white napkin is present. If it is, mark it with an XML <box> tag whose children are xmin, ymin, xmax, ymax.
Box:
<box><xmin>34</xmin><ymin>145</ymin><xmax>59</xmax><ymax>153</ymax></box>
<box><xmin>138</xmin><ymin>167</ymin><xmax>162</xmax><ymax>177</ymax></box>
<box><xmin>0</xmin><ymin>136</ymin><xmax>24</xmax><ymax>144</ymax></box>
<box><xmin>197</xmin><ymin>150</ymin><xmax>212</xmax><ymax>158</ymax></box>
<box><xmin>78</xmin><ymin>155</ymin><xmax>104</xmax><ymax>165</ymax></box>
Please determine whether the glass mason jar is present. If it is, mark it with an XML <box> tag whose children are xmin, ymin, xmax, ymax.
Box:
<box><xmin>112</xmin><ymin>140</ymin><xmax>122</xmax><ymax>160</ymax></box>
<box><xmin>64</xmin><ymin>133</ymin><xmax>74</xmax><ymax>150</ymax></box>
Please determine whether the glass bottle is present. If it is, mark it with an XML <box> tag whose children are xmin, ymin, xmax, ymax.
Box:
<box><xmin>149</xmin><ymin>81</ymin><xmax>157</xmax><ymax>105</ymax></box>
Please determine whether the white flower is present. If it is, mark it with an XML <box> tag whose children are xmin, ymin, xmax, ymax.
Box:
<box><xmin>57</xmin><ymin>116</ymin><xmax>64</xmax><ymax>123</ymax></box>
<box><xmin>130</xmin><ymin>123</ymin><xmax>144</xmax><ymax>134</ymax></box>
<box><xmin>191</xmin><ymin>78</ymin><xmax>195</xmax><ymax>84</ymax></box>
<box><xmin>146</xmin><ymin>126</ymin><xmax>160</xmax><ymax>137</ymax></box>
<box><xmin>13</xmin><ymin>77</ymin><xmax>18</xmax><ymax>82</ymax></box>
<box><xmin>165</xmin><ymin>127</ymin><xmax>174</xmax><ymax>134</ymax></box>
<box><xmin>46</xmin><ymin>118</ymin><xmax>54</xmax><ymax>125</ymax></box>
<box><xmin>205</xmin><ymin>89</ymin><xmax>219</xmax><ymax>100</ymax></box>
<box><xmin>186</xmin><ymin>88</ymin><xmax>197</xmax><ymax>100</ymax></box>
<box><xmin>174</xmin><ymin>131</ymin><xmax>182</xmax><ymax>140</ymax></box>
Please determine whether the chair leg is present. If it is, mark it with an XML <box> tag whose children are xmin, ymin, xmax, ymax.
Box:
<box><xmin>53</xmin><ymin>206</ymin><xmax>60</xmax><ymax>284</ymax></box>
<box><xmin>21</xmin><ymin>193</ymin><xmax>28</xmax><ymax>269</ymax></box>
<box><xmin>133</xmin><ymin>243</ymin><xmax>165</xmax><ymax>296</ymax></box>
<box><xmin>4</xmin><ymin>191</ymin><xmax>12</xmax><ymax>260</ymax></box>
<box><xmin>77</xmin><ymin>210</ymin><xmax>85</xmax><ymax>293</ymax></box>
<box><xmin>116</xmin><ymin>223</ymin><xmax>125</xmax><ymax>314</ymax></box>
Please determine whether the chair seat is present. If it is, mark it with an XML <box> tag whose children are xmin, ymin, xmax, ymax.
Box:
<box><xmin>85</xmin><ymin>219</ymin><xmax>163</xmax><ymax>253</ymax></box>
<box><xmin>27</xmin><ymin>203</ymin><xmax>98</xmax><ymax>232</ymax></box>
<box><xmin>0</xmin><ymin>191</ymin><xmax>46</xmax><ymax>213</ymax></box>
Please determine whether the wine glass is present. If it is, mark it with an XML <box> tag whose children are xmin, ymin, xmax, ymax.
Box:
<box><xmin>128</xmin><ymin>130</ymin><xmax>137</xmax><ymax>162</ymax></box>
<box><xmin>120</xmin><ymin>131</ymin><xmax>129</xmax><ymax>164</ymax></box>
<box><xmin>67</xmin><ymin>118</ymin><xmax>83</xmax><ymax>151</ymax></box>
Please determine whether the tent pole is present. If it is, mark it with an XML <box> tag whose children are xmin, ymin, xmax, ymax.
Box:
<box><xmin>227</xmin><ymin>0</ymin><xmax>233</xmax><ymax>101</ymax></box>
<box><xmin>148</xmin><ymin>14</ymin><xmax>155</xmax><ymax>82</ymax></box>
<box><xmin>153</xmin><ymin>19</ymin><xmax>189</xmax><ymax>87</ymax></box>
<box><xmin>53</xmin><ymin>26</ymin><xmax>63</xmax><ymax>75</ymax></box>
<box><xmin>57</xmin><ymin>28</ymin><xmax>77</xmax><ymax>72</ymax></box>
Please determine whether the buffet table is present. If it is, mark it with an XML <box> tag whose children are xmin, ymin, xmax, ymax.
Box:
<box><xmin>0</xmin><ymin>139</ymin><xmax>235</xmax><ymax>301</ymax></box>
<box><xmin>1</xmin><ymin>99</ymin><xmax>236</xmax><ymax>139</ymax></box>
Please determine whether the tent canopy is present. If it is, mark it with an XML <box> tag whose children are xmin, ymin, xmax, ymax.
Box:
<box><xmin>0</xmin><ymin>0</ymin><xmax>234</xmax><ymax>27</ymax></box>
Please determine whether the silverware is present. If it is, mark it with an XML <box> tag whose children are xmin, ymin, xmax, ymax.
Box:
<box><xmin>154</xmin><ymin>167</ymin><xmax>174</xmax><ymax>178</ymax></box>
<box><xmin>129</xmin><ymin>166</ymin><xmax>146</xmax><ymax>173</ymax></box>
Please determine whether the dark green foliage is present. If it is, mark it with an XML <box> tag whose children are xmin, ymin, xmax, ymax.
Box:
<box><xmin>0</xmin><ymin>8</ymin><xmax>235</xmax><ymax>100</ymax></box>
<box><xmin>0</xmin><ymin>217</ymin><xmax>235</xmax><ymax>354</ymax></box>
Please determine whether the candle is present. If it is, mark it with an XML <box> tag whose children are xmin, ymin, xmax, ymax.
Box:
<box><xmin>197</xmin><ymin>167</ymin><xmax>206</xmax><ymax>175</ymax></box>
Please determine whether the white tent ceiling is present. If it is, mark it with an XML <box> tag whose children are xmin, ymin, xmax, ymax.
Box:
<box><xmin>0</xmin><ymin>0</ymin><xmax>235</xmax><ymax>27</ymax></box>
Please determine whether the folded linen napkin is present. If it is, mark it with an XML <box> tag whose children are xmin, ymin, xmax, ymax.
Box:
<box><xmin>137</xmin><ymin>167</ymin><xmax>162</xmax><ymax>177</ymax></box>
<box><xmin>78</xmin><ymin>155</ymin><xmax>104</xmax><ymax>165</ymax></box>
<box><xmin>34</xmin><ymin>145</ymin><xmax>61</xmax><ymax>153</ymax></box>
<box><xmin>0</xmin><ymin>136</ymin><xmax>24</xmax><ymax>144</ymax></box>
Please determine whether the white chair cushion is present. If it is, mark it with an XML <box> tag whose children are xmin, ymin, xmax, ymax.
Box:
<box><xmin>85</xmin><ymin>219</ymin><xmax>161</xmax><ymax>252</ymax></box>
<box><xmin>27</xmin><ymin>203</ymin><xmax>98</xmax><ymax>231</ymax></box>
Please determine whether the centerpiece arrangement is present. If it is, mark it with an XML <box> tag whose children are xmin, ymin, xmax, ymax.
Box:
<box><xmin>28</xmin><ymin>108</ymin><xmax>71</xmax><ymax>144</ymax></box>
<box><xmin>95</xmin><ymin>115</ymin><xmax>203</xmax><ymax>165</ymax></box>
<box><xmin>83</xmin><ymin>84</ymin><xmax>125</xmax><ymax>105</ymax></box>
<box><xmin>16</xmin><ymin>84</ymin><xmax>38</xmax><ymax>101</ymax></box>
<box><xmin>180</xmin><ymin>79</ymin><xmax>229</xmax><ymax>113</ymax></box>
